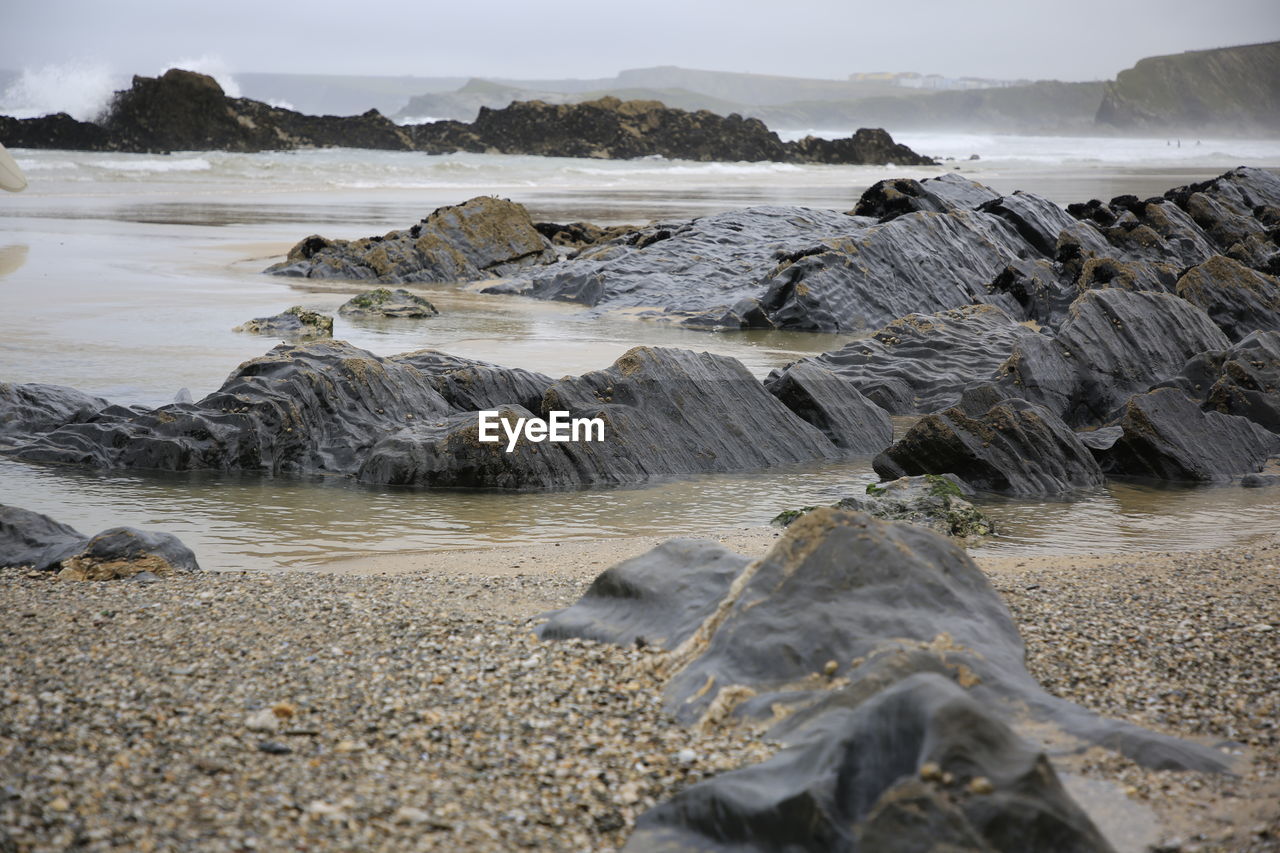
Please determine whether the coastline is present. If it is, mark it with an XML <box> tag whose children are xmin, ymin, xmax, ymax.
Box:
<box><xmin>3</xmin><ymin>534</ymin><xmax>1277</xmax><ymax>851</ymax></box>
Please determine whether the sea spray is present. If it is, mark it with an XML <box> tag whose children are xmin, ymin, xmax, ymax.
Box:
<box><xmin>0</xmin><ymin>61</ymin><xmax>124</xmax><ymax>121</ymax></box>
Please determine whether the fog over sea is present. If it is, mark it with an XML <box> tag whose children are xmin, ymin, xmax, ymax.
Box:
<box><xmin>4</xmin><ymin>65</ymin><xmax>1280</xmax><ymax>570</ymax></box>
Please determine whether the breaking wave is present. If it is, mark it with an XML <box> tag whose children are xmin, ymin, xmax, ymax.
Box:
<box><xmin>0</xmin><ymin>61</ymin><xmax>124</xmax><ymax>121</ymax></box>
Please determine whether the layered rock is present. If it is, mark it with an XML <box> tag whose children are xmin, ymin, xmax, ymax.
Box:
<box><xmin>2</xmin><ymin>70</ymin><xmax>933</xmax><ymax>165</ymax></box>
<box><xmin>761</xmin><ymin>362</ymin><xmax>892</xmax><ymax>452</ymax></box>
<box><xmin>872</xmin><ymin>398</ymin><xmax>1104</xmax><ymax>496</ymax></box>
<box><xmin>0</xmin><ymin>504</ymin><xmax>199</xmax><ymax>579</ymax></box>
<box><xmin>5</xmin><ymin>342</ymin><xmax>847</xmax><ymax>490</ymax></box>
<box><xmin>1162</xmin><ymin>330</ymin><xmax>1280</xmax><ymax>433</ymax></box>
<box><xmin>851</xmin><ymin>172</ymin><xmax>1001</xmax><ymax>221</ymax></box>
<box><xmin>1096</xmin><ymin>387</ymin><xmax>1280</xmax><ymax>481</ymax></box>
<box><xmin>337</xmin><ymin>288</ymin><xmax>439</xmax><ymax>318</ymax></box>
<box><xmin>233</xmin><ymin>306</ymin><xmax>333</xmax><ymax>338</ymax></box>
<box><xmin>0</xmin><ymin>382</ymin><xmax>108</xmax><ymax>442</ymax></box>
<box><xmin>767</xmin><ymin>304</ymin><xmax>1042</xmax><ymax>414</ymax></box>
<box><xmin>992</xmin><ymin>289</ymin><xmax>1229</xmax><ymax>426</ymax></box>
<box><xmin>542</xmin><ymin>509</ymin><xmax>1231</xmax><ymax>849</ymax></box>
<box><xmin>265</xmin><ymin>197</ymin><xmax>557</xmax><ymax>283</ymax></box>
<box><xmin>1175</xmin><ymin>255</ymin><xmax>1280</xmax><ymax>341</ymax></box>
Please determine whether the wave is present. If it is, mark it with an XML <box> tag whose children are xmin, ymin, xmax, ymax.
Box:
<box><xmin>0</xmin><ymin>61</ymin><xmax>124</xmax><ymax>121</ymax></box>
<box><xmin>93</xmin><ymin>157</ymin><xmax>214</xmax><ymax>173</ymax></box>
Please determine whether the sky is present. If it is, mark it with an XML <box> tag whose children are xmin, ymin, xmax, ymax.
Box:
<box><xmin>3</xmin><ymin>0</ymin><xmax>1279</xmax><ymax>82</ymax></box>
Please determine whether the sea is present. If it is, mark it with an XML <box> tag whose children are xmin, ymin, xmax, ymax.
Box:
<box><xmin>3</xmin><ymin>130</ymin><xmax>1280</xmax><ymax>570</ymax></box>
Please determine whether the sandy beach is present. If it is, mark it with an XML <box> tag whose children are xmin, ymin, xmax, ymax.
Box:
<box><xmin>2</xmin><ymin>532</ymin><xmax>1277</xmax><ymax>852</ymax></box>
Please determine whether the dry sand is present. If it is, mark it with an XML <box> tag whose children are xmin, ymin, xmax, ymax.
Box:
<box><xmin>2</xmin><ymin>529</ymin><xmax>1278</xmax><ymax>851</ymax></box>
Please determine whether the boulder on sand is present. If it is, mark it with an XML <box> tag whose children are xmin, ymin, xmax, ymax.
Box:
<box><xmin>0</xmin><ymin>503</ymin><xmax>199</xmax><ymax>578</ymax></box>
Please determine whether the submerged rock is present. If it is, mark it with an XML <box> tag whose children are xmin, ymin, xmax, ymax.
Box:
<box><xmin>337</xmin><ymin>288</ymin><xmax>439</xmax><ymax>318</ymax></box>
<box><xmin>265</xmin><ymin>197</ymin><xmax>557</xmax><ymax>283</ymax></box>
<box><xmin>1096</xmin><ymin>387</ymin><xmax>1280</xmax><ymax>481</ymax></box>
<box><xmin>233</xmin><ymin>306</ymin><xmax>333</xmax><ymax>339</ymax></box>
<box><xmin>769</xmin><ymin>304</ymin><xmax>1042</xmax><ymax>414</ymax></box>
<box><xmin>0</xmin><ymin>503</ymin><xmax>199</xmax><ymax>578</ymax></box>
<box><xmin>873</xmin><ymin>398</ymin><xmax>1104</xmax><ymax>496</ymax></box>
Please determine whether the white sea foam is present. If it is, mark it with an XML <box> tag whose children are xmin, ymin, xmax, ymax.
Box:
<box><xmin>158</xmin><ymin>56</ymin><xmax>241</xmax><ymax>97</ymax></box>
<box><xmin>0</xmin><ymin>61</ymin><xmax>124</xmax><ymax>121</ymax></box>
<box><xmin>94</xmin><ymin>157</ymin><xmax>214</xmax><ymax>173</ymax></box>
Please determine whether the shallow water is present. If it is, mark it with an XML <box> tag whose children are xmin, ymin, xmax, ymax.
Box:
<box><xmin>2</xmin><ymin>143</ymin><xmax>1280</xmax><ymax>570</ymax></box>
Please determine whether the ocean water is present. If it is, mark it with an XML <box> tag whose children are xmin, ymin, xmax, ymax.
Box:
<box><xmin>2</xmin><ymin>141</ymin><xmax>1279</xmax><ymax>569</ymax></box>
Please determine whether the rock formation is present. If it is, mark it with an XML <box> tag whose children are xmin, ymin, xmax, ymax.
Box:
<box><xmin>3</xmin><ymin>341</ymin><xmax>879</xmax><ymax>490</ymax></box>
<box><xmin>540</xmin><ymin>509</ymin><xmax>1232</xmax><ymax>850</ymax></box>
<box><xmin>337</xmin><ymin>288</ymin><xmax>439</xmax><ymax>318</ymax></box>
<box><xmin>0</xmin><ymin>69</ymin><xmax>932</xmax><ymax>166</ymax></box>
<box><xmin>0</xmin><ymin>504</ymin><xmax>200</xmax><ymax>579</ymax></box>
<box><xmin>233</xmin><ymin>306</ymin><xmax>333</xmax><ymax>338</ymax></box>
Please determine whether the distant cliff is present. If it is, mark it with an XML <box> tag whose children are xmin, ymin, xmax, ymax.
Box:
<box><xmin>1097</xmin><ymin>41</ymin><xmax>1280</xmax><ymax>133</ymax></box>
<box><xmin>0</xmin><ymin>69</ymin><xmax>932</xmax><ymax>166</ymax></box>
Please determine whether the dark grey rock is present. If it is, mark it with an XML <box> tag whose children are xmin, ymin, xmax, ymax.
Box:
<box><xmin>491</xmin><ymin>206</ymin><xmax>862</xmax><ymax>312</ymax></box>
<box><xmin>1075</xmin><ymin>425</ymin><xmax>1123</xmax><ymax>451</ymax></box>
<box><xmin>0</xmin><ymin>504</ymin><xmax>86</xmax><ymax>570</ymax></box>
<box><xmin>337</xmin><ymin>288</ymin><xmax>439</xmax><ymax>318</ymax></box>
<box><xmin>993</xmin><ymin>289</ymin><xmax>1230</xmax><ymax>426</ymax></box>
<box><xmin>873</xmin><ymin>398</ymin><xmax>1104</xmax><ymax>496</ymax></box>
<box><xmin>757</xmin><ymin>208</ymin><xmax>1030</xmax><ymax>332</ymax></box>
<box><xmin>73</xmin><ymin>527</ymin><xmax>201</xmax><ymax>574</ymax></box>
<box><xmin>0</xmin><ymin>382</ymin><xmax>108</xmax><ymax>442</ymax></box>
<box><xmin>629</xmin><ymin>674</ymin><xmax>1114</xmax><ymax>853</ymax></box>
<box><xmin>770</xmin><ymin>304</ymin><xmax>1042</xmax><ymax>415</ymax></box>
<box><xmin>1096</xmin><ymin>387</ymin><xmax>1280</xmax><ymax>482</ymax></box>
<box><xmin>978</xmin><ymin>191</ymin><xmax>1082</xmax><ymax>258</ymax></box>
<box><xmin>851</xmin><ymin>172</ymin><xmax>1001</xmax><ymax>222</ymax></box>
<box><xmin>536</xmin><ymin>539</ymin><xmax>750</xmax><ymax>649</ymax></box>
<box><xmin>762</xmin><ymin>362</ymin><xmax>893</xmax><ymax>452</ymax></box>
<box><xmin>390</xmin><ymin>349</ymin><xmax>553</xmax><ymax>413</ymax></box>
<box><xmin>233</xmin><ymin>306</ymin><xmax>333</xmax><ymax>339</ymax></box>
<box><xmin>265</xmin><ymin>196</ymin><xmax>557</xmax><ymax>283</ymax></box>
<box><xmin>1168</xmin><ymin>330</ymin><xmax>1280</xmax><ymax>433</ymax></box>
<box><xmin>1175</xmin><ymin>255</ymin><xmax>1280</xmax><ymax>342</ymax></box>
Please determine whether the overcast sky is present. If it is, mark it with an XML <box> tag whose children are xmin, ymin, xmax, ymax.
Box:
<box><xmin>4</xmin><ymin>0</ymin><xmax>1279</xmax><ymax>82</ymax></box>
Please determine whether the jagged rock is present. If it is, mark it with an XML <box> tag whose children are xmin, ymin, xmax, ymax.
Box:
<box><xmin>337</xmin><ymin>288</ymin><xmax>439</xmax><ymax>318</ymax></box>
<box><xmin>786</xmin><ymin>128</ymin><xmax>935</xmax><ymax>166</ymax></box>
<box><xmin>629</xmin><ymin>674</ymin><xmax>1115</xmax><ymax>853</ymax></box>
<box><xmin>233</xmin><ymin>306</ymin><xmax>333</xmax><ymax>339</ymax></box>
<box><xmin>11</xmin><ymin>340</ymin><xmax>455</xmax><ymax>475</ymax></box>
<box><xmin>978</xmin><ymin>191</ymin><xmax>1083</xmax><ymax>257</ymax></box>
<box><xmin>390</xmin><ymin>349</ymin><xmax>552</xmax><ymax>413</ymax></box>
<box><xmin>872</xmin><ymin>398</ymin><xmax>1104</xmax><ymax>496</ymax></box>
<box><xmin>490</xmin><ymin>206</ymin><xmax>862</xmax><ymax>311</ymax></box>
<box><xmin>1175</xmin><ymin>255</ymin><xmax>1280</xmax><ymax>341</ymax></box>
<box><xmin>769</xmin><ymin>305</ymin><xmax>1042</xmax><ymax>414</ymax></box>
<box><xmin>1163</xmin><ymin>330</ymin><xmax>1280</xmax><ymax>433</ymax></box>
<box><xmin>851</xmin><ymin>172</ymin><xmax>1001</xmax><ymax>222</ymax></box>
<box><xmin>772</xmin><ymin>474</ymin><xmax>995</xmax><ymax>539</ymax></box>
<box><xmin>762</xmin><ymin>362</ymin><xmax>892</xmax><ymax>452</ymax></box>
<box><xmin>357</xmin><ymin>347</ymin><xmax>841</xmax><ymax>488</ymax></box>
<box><xmin>265</xmin><ymin>197</ymin><xmax>557</xmax><ymax>283</ymax></box>
<box><xmin>536</xmin><ymin>539</ymin><xmax>751</xmax><ymax>649</ymax></box>
<box><xmin>756</xmin><ymin>208</ymin><xmax>1030</xmax><ymax>332</ymax></box>
<box><xmin>546</xmin><ymin>508</ymin><xmax>1229</xmax><ymax>780</ymax></box>
<box><xmin>533</xmin><ymin>220</ymin><xmax>639</xmax><ymax>253</ymax></box>
<box><xmin>0</xmin><ymin>382</ymin><xmax>108</xmax><ymax>442</ymax></box>
<box><xmin>1096</xmin><ymin>387</ymin><xmax>1280</xmax><ymax>481</ymax></box>
<box><xmin>0</xmin><ymin>504</ymin><xmax>199</xmax><ymax>578</ymax></box>
<box><xmin>985</xmin><ymin>258</ymin><xmax>1078</xmax><ymax>329</ymax></box>
<box><xmin>993</xmin><ymin>289</ymin><xmax>1230</xmax><ymax>426</ymax></box>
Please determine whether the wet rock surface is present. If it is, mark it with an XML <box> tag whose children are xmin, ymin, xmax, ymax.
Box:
<box><xmin>772</xmin><ymin>474</ymin><xmax>996</xmax><ymax>539</ymax></box>
<box><xmin>873</xmin><ymin>398</ymin><xmax>1105</xmax><ymax>496</ymax></box>
<box><xmin>337</xmin><ymin>288</ymin><xmax>439</xmax><ymax>318</ymax></box>
<box><xmin>768</xmin><ymin>304</ymin><xmax>1042</xmax><ymax>414</ymax></box>
<box><xmin>543</xmin><ymin>509</ymin><xmax>1235</xmax><ymax>850</ymax></box>
<box><xmin>1095</xmin><ymin>387</ymin><xmax>1280</xmax><ymax>482</ymax></box>
<box><xmin>233</xmin><ymin>306</ymin><xmax>334</xmax><ymax>339</ymax></box>
<box><xmin>266</xmin><ymin>197</ymin><xmax>558</xmax><ymax>283</ymax></box>
<box><xmin>1163</xmin><ymin>330</ymin><xmax>1280</xmax><ymax>433</ymax></box>
<box><xmin>1175</xmin><ymin>255</ymin><xmax>1280</xmax><ymax>342</ymax></box>
<box><xmin>0</xmin><ymin>503</ymin><xmax>199</xmax><ymax>578</ymax></box>
<box><xmin>0</xmin><ymin>382</ymin><xmax>108</xmax><ymax>442</ymax></box>
<box><xmin>4</xmin><ymin>342</ymin><xmax>845</xmax><ymax>490</ymax></box>
<box><xmin>761</xmin><ymin>362</ymin><xmax>893</xmax><ymax>452</ymax></box>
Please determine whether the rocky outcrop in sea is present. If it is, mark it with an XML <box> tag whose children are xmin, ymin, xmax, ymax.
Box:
<box><xmin>0</xmin><ymin>504</ymin><xmax>200</xmax><ymax>579</ymax></box>
<box><xmin>0</xmin><ymin>69</ymin><xmax>931</xmax><ymax>166</ymax></box>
